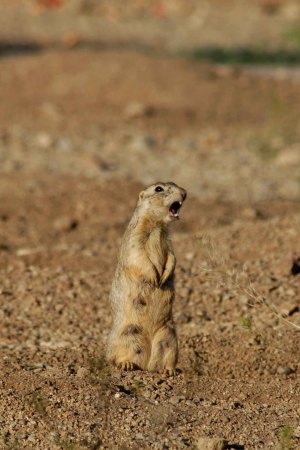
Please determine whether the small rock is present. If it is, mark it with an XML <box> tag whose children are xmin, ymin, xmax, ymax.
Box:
<box><xmin>287</xmin><ymin>305</ymin><xmax>300</xmax><ymax>316</ymax></box>
<box><xmin>76</xmin><ymin>367</ymin><xmax>88</xmax><ymax>378</ymax></box>
<box><xmin>211</xmin><ymin>65</ymin><xmax>238</xmax><ymax>79</ymax></box>
<box><xmin>99</xmin><ymin>160</ymin><xmax>117</xmax><ymax>172</ymax></box>
<box><xmin>124</xmin><ymin>102</ymin><xmax>154</xmax><ymax>120</ymax></box>
<box><xmin>241</xmin><ymin>207</ymin><xmax>257</xmax><ymax>220</ymax></box>
<box><xmin>56</xmin><ymin>137</ymin><xmax>72</xmax><ymax>152</ymax></box>
<box><xmin>136</xmin><ymin>433</ymin><xmax>145</xmax><ymax>440</ymax></box>
<box><xmin>240</xmin><ymin>294</ymin><xmax>249</xmax><ymax>304</ymax></box>
<box><xmin>276</xmin><ymin>149</ymin><xmax>300</xmax><ymax>167</ymax></box>
<box><xmin>169</xmin><ymin>395</ymin><xmax>185</xmax><ymax>405</ymax></box>
<box><xmin>282</xmin><ymin>2</ymin><xmax>300</xmax><ymax>19</ymax></box>
<box><xmin>143</xmin><ymin>135</ymin><xmax>157</xmax><ymax>148</ymax></box>
<box><xmin>62</xmin><ymin>32</ymin><xmax>81</xmax><ymax>48</ymax></box>
<box><xmin>143</xmin><ymin>390</ymin><xmax>151</xmax><ymax>399</ymax></box>
<box><xmin>280</xmin><ymin>302</ymin><xmax>299</xmax><ymax>317</ymax></box>
<box><xmin>36</xmin><ymin>133</ymin><xmax>53</xmax><ymax>149</ymax></box>
<box><xmin>40</xmin><ymin>102</ymin><xmax>62</xmax><ymax>123</ymax></box>
<box><xmin>277</xmin><ymin>366</ymin><xmax>295</xmax><ymax>376</ymax></box>
<box><xmin>286</xmin><ymin>288</ymin><xmax>295</xmax><ymax>297</ymax></box>
<box><xmin>185</xmin><ymin>252</ymin><xmax>195</xmax><ymax>261</ymax></box>
<box><xmin>177</xmin><ymin>312</ymin><xmax>192</xmax><ymax>324</ymax></box>
<box><xmin>53</xmin><ymin>216</ymin><xmax>79</xmax><ymax>232</ymax></box>
<box><xmin>195</xmin><ymin>437</ymin><xmax>228</xmax><ymax>450</ymax></box>
<box><xmin>130</xmin><ymin>135</ymin><xmax>157</xmax><ymax>152</ymax></box>
<box><xmin>186</xmin><ymin>400</ymin><xmax>194</xmax><ymax>406</ymax></box>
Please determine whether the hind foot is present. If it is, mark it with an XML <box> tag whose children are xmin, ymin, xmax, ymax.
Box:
<box><xmin>117</xmin><ymin>361</ymin><xmax>136</xmax><ymax>371</ymax></box>
<box><xmin>163</xmin><ymin>367</ymin><xmax>176</xmax><ymax>376</ymax></box>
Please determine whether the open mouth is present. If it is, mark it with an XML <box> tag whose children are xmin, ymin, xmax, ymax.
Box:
<box><xmin>169</xmin><ymin>201</ymin><xmax>182</xmax><ymax>219</ymax></box>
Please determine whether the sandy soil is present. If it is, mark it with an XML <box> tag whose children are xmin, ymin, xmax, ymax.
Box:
<box><xmin>0</xmin><ymin>2</ymin><xmax>300</xmax><ymax>450</ymax></box>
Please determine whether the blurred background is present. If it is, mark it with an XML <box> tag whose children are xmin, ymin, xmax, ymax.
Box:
<box><xmin>1</xmin><ymin>0</ymin><xmax>300</xmax><ymax>207</ymax></box>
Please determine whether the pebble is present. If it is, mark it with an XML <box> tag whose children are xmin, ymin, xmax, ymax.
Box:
<box><xmin>135</xmin><ymin>433</ymin><xmax>145</xmax><ymax>440</ymax></box>
<box><xmin>130</xmin><ymin>135</ymin><xmax>157</xmax><ymax>152</ymax></box>
<box><xmin>241</xmin><ymin>207</ymin><xmax>257</xmax><ymax>220</ymax></box>
<box><xmin>185</xmin><ymin>252</ymin><xmax>195</xmax><ymax>261</ymax></box>
<box><xmin>277</xmin><ymin>366</ymin><xmax>295</xmax><ymax>376</ymax></box>
<box><xmin>169</xmin><ymin>395</ymin><xmax>185</xmax><ymax>405</ymax></box>
<box><xmin>36</xmin><ymin>133</ymin><xmax>53</xmax><ymax>149</ymax></box>
<box><xmin>53</xmin><ymin>216</ymin><xmax>79</xmax><ymax>232</ymax></box>
<box><xmin>195</xmin><ymin>437</ymin><xmax>228</xmax><ymax>450</ymax></box>
<box><xmin>56</xmin><ymin>137</ymin><xmax>72</xmax><ymax>152</ymax></box>
<box><xmin>286</xmin><ymin>288</ymin><xmax>296</xmax><ymax>297</ymax></box>
<box><xmin>124</xmin><ymin>102</ymin><xmax>153</xmax><ymax>120</ymax></box>
<box><xmin>276</xmin><ymin>149</ymin><xmax>300</xmax><ymax>167</ymax></box>
<box><xmin>186</xmin><ymin>400</ymin><xmax>194</xmax><ymax>406</ymax></box>
<box><xmin>76</xmin><ymin>367</ymin><xmax>88</xmax><ymax>378</ymax></box>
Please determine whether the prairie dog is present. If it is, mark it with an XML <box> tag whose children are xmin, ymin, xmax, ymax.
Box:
<box><xmin>107</xmin><ymin>182</ymin><xmax>187</xmax><ymax>374</ymax></box>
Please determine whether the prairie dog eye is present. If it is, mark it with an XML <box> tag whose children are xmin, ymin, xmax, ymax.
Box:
<box><xmin>155</xmin><ymin>186</ymin><xmax>164</xmax><ymax>192</ymax></box>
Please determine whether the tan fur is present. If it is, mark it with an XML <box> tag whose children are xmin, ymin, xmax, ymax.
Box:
<box><xmin>106</xmin><ymin>182</ymin><xmax>187</xmax><ymax>374</ymax></box>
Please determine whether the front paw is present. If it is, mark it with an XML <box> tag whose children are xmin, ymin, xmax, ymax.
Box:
<box><xmin>142</xmin><ymin>270</ymin><xmax>159</xmax><ymax>287</ymax></box>
<box><xmin>159</xmin><ymin>272</ymin><xmax>169</xmax><ymax>287</ymax></box>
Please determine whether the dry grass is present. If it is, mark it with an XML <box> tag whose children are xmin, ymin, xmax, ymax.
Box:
<box><xmin>197</xmin><ymin>234</ymin><xmax>300</xmax><ymax>331</ymax></box>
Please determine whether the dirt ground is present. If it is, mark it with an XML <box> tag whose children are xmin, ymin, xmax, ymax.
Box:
<box><xmin>0</xmin><ymin>2</ymin><xmax>300</xmax><ymax>450</ymax></box>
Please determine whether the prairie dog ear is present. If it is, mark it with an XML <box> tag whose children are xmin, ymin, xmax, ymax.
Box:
<box><xmin>139</xmin><ymin>190</ymin><xmax>146</xmax><ymax>200</ymax></box>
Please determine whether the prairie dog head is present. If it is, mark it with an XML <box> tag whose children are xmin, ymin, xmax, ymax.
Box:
<box><xmin>138</xmin><ymin>182</ymin><xmax>187</xmax><ymax>224</ymax></box>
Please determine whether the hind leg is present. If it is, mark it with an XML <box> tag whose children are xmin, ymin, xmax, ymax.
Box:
<box><xmin>148</xmin><ymin>323</ymin><xmax>178</xmax><ymax>375</ymax></box>
<box><xmin>107</xmin><ymin>324</ymin><xmax>150</xmax><ymax>371</ymax></box>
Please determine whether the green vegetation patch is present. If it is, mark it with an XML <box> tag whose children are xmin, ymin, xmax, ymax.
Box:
<box><xmin>278</xmin><ymin>424</ymin><xmax>294</xmax><ymax>450</ymax></box>
<box><xmin>190</xmin><ymin>47</ymin><xmax>300</xmax><ymax>65</ymax></box>
<box><xmin>285</xmin><ymin>25</ymin><xmax>300</xmax><ymax>48</ymax></box>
